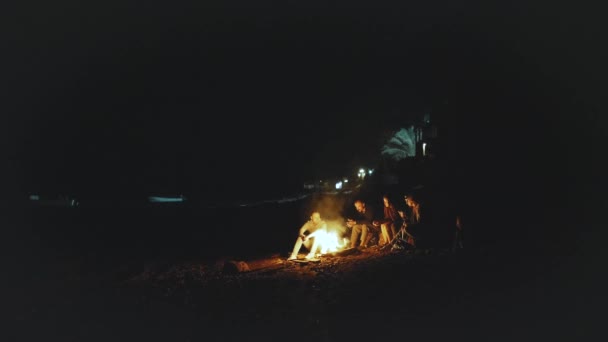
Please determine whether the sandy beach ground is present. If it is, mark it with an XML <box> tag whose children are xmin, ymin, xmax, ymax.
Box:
<box><xmin>3</xmin><ymin>192</ymin><xmax>600</xmax><ymax>342</ymax></box>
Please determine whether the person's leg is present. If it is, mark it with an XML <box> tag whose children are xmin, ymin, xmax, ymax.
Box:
<box><xmin>303</xmin><ymin>238</ymin><xmax>313</xmax><ymax>250</ymax></box>
<box><xmin>453</xmin><ymin>230</ymin><xmax>463</xmax><ymax>250</ymax></box>
<box><xmin>289</xmin><ymin>236</ymin><xmax>306</xmax><ymax>259</ymax></box>
<box><xmin>390</xmin><ymin>223</ymin><xmax>397</xmax><ymax>238</ymax></box>
<box><xmin>406</xmin><ymin>231</ymin><xmax>416</xmax><ymax>247</ymax></box>
<box><xmin>407</xmin><ymin>226</ymin><xmax>420</xmax><ymax>248</ymax></box>
<box><xmin>360</xmin><ymin>225</ymin><xmax>369</xmax><ymax>247</ymax></box>
<box><xmin>351</xmin><ymin>225</ymin><xmax>361</xmax><ymax>248</ymax></box>
<box><xmin>380</xmin><ymin>224</ymin><xmax>391</xmax><ymax>246</ymax></box>
<box><xmin>306</xmin><ymin>237</ymin><xmax>319</xmax><ymax>259</ymax></box>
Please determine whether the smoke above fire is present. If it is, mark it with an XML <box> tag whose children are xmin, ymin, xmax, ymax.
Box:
<box><xmin>307</xmin><ymin>195</ymin><xmax>348</xmax><ymax>236</ymax></box>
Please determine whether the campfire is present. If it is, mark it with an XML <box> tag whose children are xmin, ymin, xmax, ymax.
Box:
<box><xmin>307</xmin><ymin>221</ymin><xmax>349</xmax><ymax>257</ymax></box>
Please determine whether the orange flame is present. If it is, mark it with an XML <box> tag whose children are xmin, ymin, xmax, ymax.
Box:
<box><xmin>308</xmin><ymin>225</ymin><xmax>348</xmax><ymax>256</ymax></box>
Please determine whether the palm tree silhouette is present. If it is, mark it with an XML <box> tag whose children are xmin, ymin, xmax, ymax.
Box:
<box><xmin>381</xmin><ymin>127</ymin><xmax>416</xmax><ymax>161</ymax></box>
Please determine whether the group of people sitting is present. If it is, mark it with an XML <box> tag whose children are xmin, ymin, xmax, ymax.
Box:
<box><xmin>288</xmin><ymin>192</ymin><xmax>464</xmax><ymax>261</ymax></box>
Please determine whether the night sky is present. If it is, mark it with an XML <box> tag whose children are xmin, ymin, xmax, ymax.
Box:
<box><xmin>2</xmin><ymin>1</ymin><xmax>605</xmax><ymax>204</ymax></box>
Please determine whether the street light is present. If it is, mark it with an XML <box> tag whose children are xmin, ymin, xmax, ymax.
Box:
<box><xmin>358</xmin><ymin>168</ymin><xmax>366</xmax><ymax>179</ymax></box>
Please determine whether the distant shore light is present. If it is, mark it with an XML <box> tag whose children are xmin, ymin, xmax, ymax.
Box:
<box><xmin>358</xmin><ymin>168</ymin><xmax>366</xmax><ymax>179</ymax></box>
<box><xmin>148</xmin><ymin>196</ymin><xmax>185</xmax><ymax>203</ymax></box>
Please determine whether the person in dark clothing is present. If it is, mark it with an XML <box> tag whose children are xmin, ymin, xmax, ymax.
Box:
<box><xmin>453</xmin><ymin>214</ymin><xmax>464</xmax><ymax>250</ymax></box>
<box><xmin>398</xmin><ymin>194</ymin><xmax>422</xmax><ymax>247</ymax></box>
<box><xmin>402</xmin><ymin>193</ymin><xmax>459</xmax><ymax>249</ymax></box>
<box><xmin>346</xmin><ymin>199</ymin><xmax>376</xmax><ymax>248</ymax></box>
<box><xmin>373</xmin><ymin>195</ymin><xmax>401</xmax><ymax>246</ymax></box>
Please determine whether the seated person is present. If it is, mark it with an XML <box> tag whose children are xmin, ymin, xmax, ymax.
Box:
<box><xmin>346</xmin><ymin>199</ymin><xmax>376</xmax><ymax>248</ymax></box>
<box><xmin>373</xmin><ymin>195</ymin><xmax>401</xmax><ymax>246</ymax></box>
<box><xmin>401</xmin><ymin>193</ymin><xmax>422</xmax><ymax>247</ymax></box>
<box><xmin>453</xmin><ymin>214</ymin><xmax>464</xmax><ymax>250</ymax></box>
<box><xmin>288</xmin><ymin>211</ymin><xmax>327</xmax><ymax>260</ymax></box>
<box><xmin>401</xmin><ymin>193</ymin><xmax>458</xmax><ymax>249</ymax></box>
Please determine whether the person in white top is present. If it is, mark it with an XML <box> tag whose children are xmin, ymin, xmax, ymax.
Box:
<box><xmin>288</xmin><ymin>211</ymin><xmax>327</xmax><ymax>260</ymax></box>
